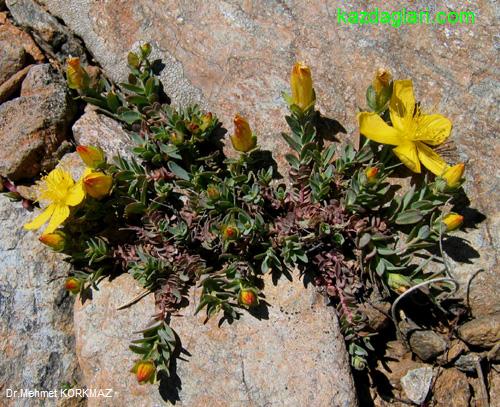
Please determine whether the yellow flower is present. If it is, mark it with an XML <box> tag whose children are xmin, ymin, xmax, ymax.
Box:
<box><xmin>358</xmin><ymin>80</ymin><xmax>452</xmax><ymax>175</ymax></box>
<box><xmin>230</xmin><ymin>115</ymin><xmax>257</xmax><ymax>153</ymax></box>
<box><xmin>441</xmin><ymin>163</ymin><xmax>465</xmax><ymax>189</ymax></box>
<box><xmin>39</xmin><ymin>231</ymin><xmax>66</xmax><ymax>251</ymax></box>
<box><xmin>290</xmin><ymin>62</ymin><xmax>315</xmax><ymax>110</ymax></box>
<box><xmin>76</xmin><ymin>145</ymin><xmax>105</xmax><ymax>168</ymax></box>
<box><xmin>82</xmin><ymin>169</ymin><xmax>113</xmax><ymax>199</ymax></box>
<box><xmin>372</xmin><ymin>68</ymin><xmax>392</xmax><ymax>94</ymax></box>
<box><xmin>66</xmin><ymin>57</ymin><xmax>88</xmax><ymax>90</ymax></box>
<box><xmin>24</xmin><ymin>168</ymin><xmax>85</xmax><ymax>234</ymax></box>
<box><xmin>442</xmin><ymin>213</ymin><xmax>463</xmax><ymax>231</ymax></box>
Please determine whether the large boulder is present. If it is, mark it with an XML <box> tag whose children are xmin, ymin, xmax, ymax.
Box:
<box><xmin>37</xmin><ymin>1</ymin><xmax>498</xmax><ymax>303</ymax></box>
<box><xmin>74</xmin><ymin>273</ymin><xmax>358</xmax><ymax>407</ymax></box>
<box><xmin>0</xmin><ymin>195</ymin><xmax>81</xmax><ymax>407</ymax></box>
<box><xmin>0</xmin><ymin>64</ymin><xmax>75</xmax><ymax>180</ymax></box>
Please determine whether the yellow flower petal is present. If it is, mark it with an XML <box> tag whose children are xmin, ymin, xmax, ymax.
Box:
<box><xmin>44</xmin><ymin>205</ymin><xmax>70</xmax><ymax>234</ymax></box>
<box><xmin>393</xmin><ymin>142</ymin><xmax>421</xmax><ymax>173</ymax></box>
<box><xmin>65</xmin><ymin>181</ymin><xmax>85</xmax><ymax>206</ymax></box>
<box><xmin>389</xmin><ymin>79</ymin><xmax>416</xmax><ymax>132</ymax></box>
<box><xmin>414</xmin><ymin>114</ymin><xmax>452</xmax><ymax>146</ymax></box>
<box><xmin>416</xmin><ymin>142</ymin><xmax>447</xmax><ymax>176</ymax></box>
<box><xmin>357</xmin><ymin>112</ymin><xmax>402</xmax><ymax>146</ymax></box>
<box><xmin>24</xmin><ymin>204</ymin><xmax>56</xmax><ymax>230</ymax></box>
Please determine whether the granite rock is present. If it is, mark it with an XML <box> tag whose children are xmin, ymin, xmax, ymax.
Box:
<box><xmin>458</xmin><ymin>313</ymin><xmax>500</xmax><ymax>349</ymax></box>
<box><xmin>0</xmin><ymin>64</ymin><xmax>75</xmax><ymax>180</ymax></box>
<box><xmin>74</xmin><ymin>273</ymin><xmax>358</xmax><ymax>407</ymax></box>
<box><xmin>0</xmin><ymin>64</ymin><xmax>33</xmax><ymax>104</ymax></box>
<box><xmin>400</xmin><ymin>366</ymin><xmax>434</xmax><ymax>405</ymax></box>
<box><xmin>0</xmin><ymin>11</ymin><xmax>44</xmax><ymax>65</ymax></box>
<box><xmin>408</xmin><ymin>330</ymin><xmax>448</xmax><ymax>362</ymax></box>
<box><xmin>0</xmin><ymin>194</ymin><xmax>81</xmax><ymax>406</ymax></box>
<box><xmin>433</xmin><ymin>368</ymin><xmax>471</xmax><ymax>407</ymax></box>
<box><xmin>72</xmin><ymin>108</ymin><xmax>133</xmax><ymax>160</ymax></box>
<box><xmin>5</xmin><ymin>0</ymin><xmax>86</xmax><ymax>62</ymax></box>
<box><xmin>0</xmin><ymin>39</ymin><xmax>26</xmax><ymax>85</ymax></box>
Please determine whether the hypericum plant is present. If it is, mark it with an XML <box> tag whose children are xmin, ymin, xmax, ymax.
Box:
<box><xmin>20</xmin><ymin>44</ymin><xmax>467</xmax><ymax>391</ymax></box>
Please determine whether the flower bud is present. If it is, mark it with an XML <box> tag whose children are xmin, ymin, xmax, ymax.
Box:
<box><xmin>387</xmin><ymin>273</ymin><xmax>411</xmax><ymax>294</ymax></box>
<box><xmin>83</xmin><ymin>171</ymin><xmax>113</xmax><ymax>199</ymax></box>
<box><xmin>39</xmin><ymin>232</ymin><xmax>66</xmax><ymax>251</ymax></box>
<box><xmin>364</xmin><ymin>167</ymin><xmax>379</xmax><ymax>184</ymax></box>
<box><xmin>140</xmin><ymin>43</ymin><xmax>152</xmax><ymax>57</ymax></box>
<box><xmin>132</xmin><ymin>360</ymin><xmax>156</xmax><ymax>384</ymax></box>
<box><xmin>200</xmin><ymin>112</ymin><xmax>213</xmax><ymax>131</ymax></box>
<box><xmin>230</xmin><ymin>115</ymin><xmax>256</xmax><ymax>153</ymax></box>
<box><xmin>206</xmin><ymin>185</ymin><xmax>220</xmax><ymax>201</ymax></box>
<box><xmin>239</xmin><ymin>288</ymin><xmax>258</xmax><ymax>307</ymax></box>
<box><xmin>372</xmin><ymin>68</ymin><xmax>392</xmax><ymax>94</ymax></box>
<box><xmin>170</xmin><ymin>131</ymin><xmax>185</xmax><ymax>146</ymax></box>
<box><xmin>187</xmin><ymin>122</ymin><xmax>200</xmax><ymax>135</ymax></box>
<box><xmin>222</xmin><ymin>224</ymin><xmax>239</xmax><ymax>241</ymax></box>
<box><xmin>442</xmin><ymin>213</ymin><xmax>463</xmax><ymax>232</ymax></box>
<box><xmin>352</xmin><ymin>355</ymin><xmax>367</xmax><ymax>370</ymax></box>
<box><xmin>441</xmin><ymin>163</ymin><xmax>465</xmax><ymax>189</ymax></box>
<box><xmin>76</xmin><ymin>146</ymin><xmax>106</xmax><ymax>169</ymax></box>
<box><xmin>290</xmin><ymin>62</ymin><xmax>315</xmax><ymax>110</ymax></box>
<box><xmin>64</xmin><ymin>277</ymin><xmax>81</xmax><ymax>294</ymax></box>
<box><xmin>66</xmin><ymin>57</ymin><xmax>87</xmax><ymax>90</ymax></box>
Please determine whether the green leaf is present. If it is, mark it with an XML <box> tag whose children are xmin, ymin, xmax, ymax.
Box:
<box><xmin>119</xmin><ymin>110</ymin><xmax>143</xmax><ymax>124</ymax></box>
<box><xmin>359</xmin><ymin>233</ymin><xmax>371</xmax><ymax>248</ymax></box>
<box><xmin>106</xmin><ymin>91</ymin><xmax>120</xmax><ymax>112</ymax></box>
<box><xmin>121</xmin><ymin>82</ymin><xmax>145</xmax><ymax>95</ymax></box>
<box><xmin>168</xmin><ymin>162</ymin><xmax>190</xmax><ymax>180</ymax></box>
<box><xmin>417</xmin><ymin>225</ymin><xmax>431</xmax><ymax>240</ymax></box>
<box><xmin>395</xmin><ymin>209</ymin><xmax>423</xmax><ymax>225</ymax></box>
<box><xmin>125</xmin><ymin>202</ymin><xmax>146</xmax><ymax>216</ymax></box>
<box><xmin>129</xmin><ymin>345</ymin><xmax>149</xmax><ymax>355</ymax></box>
<box><xmin>282</xmin><ymin>133</ymin><xmax>301</xmax><ymax>153</ymax></box>
<box><xmin>285</xmin><ymin>153</ymin><xmax>300</xmax><ymax>168</ymax></box>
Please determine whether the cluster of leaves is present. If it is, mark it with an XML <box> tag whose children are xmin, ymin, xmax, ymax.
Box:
<box><xmin>30</xmin><ymin>44</ymin><xmax>466</xmax><ymax>389</ymax></box>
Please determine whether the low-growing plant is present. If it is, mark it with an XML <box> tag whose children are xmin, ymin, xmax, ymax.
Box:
<box><xmin>18</xmin><ymin>45</ymin><xmax>468</xmax><ymax>393</ymax></box>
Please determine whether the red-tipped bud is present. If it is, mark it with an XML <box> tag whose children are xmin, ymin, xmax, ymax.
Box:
<box><xmin>365</xmin><ymin>167</ymin><xmax>379</xmax><ymax>184</ymax></box>
<box><xmin>64</xmin><ymin>277</ymin><xmax>81</xmax><ymax>294</ymax></box>
<box><xmin>39</xmin><ymin>232</ymin><xmax>66</xmax><ymax>251</ymax></box>
<box><xmin>290</xmin><ymin>62</ymin><xmax>315</xmax><ymax>110</ymax></box>
<box><xmin>206</xmin><ymin>185</ymin><xmax>220</xmax><ymax>201</ymax></box>
<box><xmin>76</xmin><ymin>145</ymin><xmax>105</xmax><ymax>169</ymax></box>
<box><xmin>372</xmin><ymin>68</ymin><xmax>392</xmax><ymax>94</ymax></box>
<box><xmin>230</xmin><ymin>115</ymin><xmax>256</xmax><ymax>153</ymax></box>
<box><xmin>132</xmin><ymin>360</ymin><xmax>156</xmax><ymax>384</ymax></box>
<box><xmin>83</xmin><ymin>171</ymin><xmax>113</xmax><ymax>199</ymax></box>
<box><xmin>200</xmin><ymin>112</ymin><xmax>213</xmax><ymax>131</ymax></box>
<box><xmin>222</xmin><ymin>225</ymin><xmax>239</xmax><ymax>241</ymax></box>
<box><xmin>239</xmin><ymin>288</ymin><xmax>258</xmax><ymax>307</ymax></box>
<box><xmin>66</xmin><ymin>57</ymin><xmax>87</xmax><ymax>90</ymax></box>
<box><xmin>170</xmin><ymin>131</ymin><xmax>185</xmax><ymax>146</ymax></box>
<box><xmin>442</xmin><ymin>213</ymin><xmax>463</xmax><ymax>232</ymax></box>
